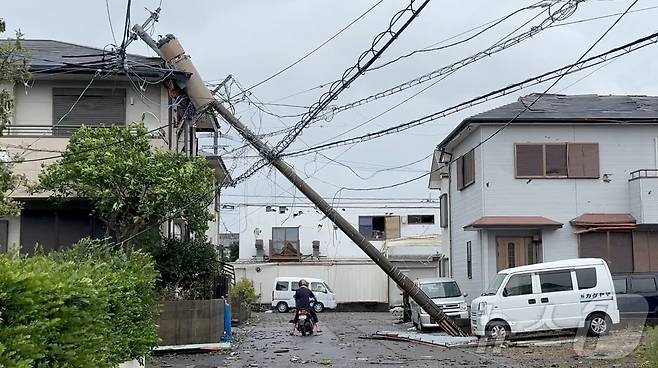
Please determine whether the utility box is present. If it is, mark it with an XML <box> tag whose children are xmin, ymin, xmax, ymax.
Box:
<box><xmin>255</xmin><ymin>239</ymin><xmax>264</xmax><ymax>261</ymax></box>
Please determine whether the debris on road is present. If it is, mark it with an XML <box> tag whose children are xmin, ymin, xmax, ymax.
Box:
<box><xmin>507</xmin><ymin>338</ymin><xmax>576</xmax><ymax>348</ymax></box>
<box><xmin>290</xmin><ymin>355</ymin><xmax>309</xmax><ymax>364</ymax></box>
<box><xmin>318</xmin><ymin>359</ymin><xmax>333</xmax><ymax>365</ymax></box>
<box><xmin>368</xmin><ymin>331</ymin><xmax>477</xmax><ymax>347</ymax></box>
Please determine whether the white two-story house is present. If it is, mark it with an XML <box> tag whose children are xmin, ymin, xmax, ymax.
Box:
<box><xmin>233</xmin><ymin>203</ymin><xmax>445</xmax><ymax>308</ymax></box>
<box><xmin>0</xmin><ymin>39</ymin><xmax>228</xmax><ymax>253</ymax></box>
<box><xmin>429</xmin><ymin>94</ymin><xmax>658</xmax><ymax>301</ymax></box>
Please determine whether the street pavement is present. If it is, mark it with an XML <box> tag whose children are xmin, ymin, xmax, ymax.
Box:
<box><xmin>149</xmin><ymin>312</ymin><xmax>519</xmax><ymax>367</ymax></box>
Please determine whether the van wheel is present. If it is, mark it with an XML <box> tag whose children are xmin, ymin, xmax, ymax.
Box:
<box><xmin>276</xmin><ymin>302</ymin><xmax>289</xmax><ymax>313</ymax></box>
<box><xmin>313</xmin><ymin>302</ymin><xmax>324</xmax><ymax>313</ymax></box>
<box><xmin>586</xmin><ymin>313</ymin><xmax>611</xmax><ymax>337</ymax></box>
<box><xmin>486</xmin><ymin>321</ymin><xmax>510</xmax><ymax>340</ymax></box>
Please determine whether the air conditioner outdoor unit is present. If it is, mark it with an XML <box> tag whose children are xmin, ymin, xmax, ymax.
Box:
<box><xmin>401</xmin><ymin>216</ymin><xmax>407</xmax><ymax>224</ymax></box>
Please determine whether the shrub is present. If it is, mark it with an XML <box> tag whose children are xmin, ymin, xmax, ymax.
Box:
<box><xmin>0</xmin><ymin>239</ymin><xmax>159</xmax><ymax>368</ymax></box>
<box><xmin>144</xmin><ymin>237</ymin><xmax>219</xmax><ymax>300</ymax></box>
<box><xmin>229</xmin><ymin>278</ymin><xmax>256</xmax><ymax>305</ymax></box>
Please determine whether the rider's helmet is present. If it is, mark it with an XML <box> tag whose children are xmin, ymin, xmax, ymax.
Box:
<box><xmin>299</xmin><ymin>279</ymin><xmax>308</xmax><ymax>287</ymax></box>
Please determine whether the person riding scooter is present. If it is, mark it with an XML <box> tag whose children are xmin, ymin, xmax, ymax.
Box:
<box><xmin>290</xmin><ymin>279</ymin><xmax>321</xmax><ymax>335</ymax></box>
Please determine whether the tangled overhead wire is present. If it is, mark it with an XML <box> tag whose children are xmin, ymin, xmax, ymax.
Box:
<box><xmin>227</xmin><ymin>0</ymin><xmax>432</xmax><ymax>187</ymax></box>
<box><xmin>229</xmin><ymin>0</ymin><xmax>587</xmax><ymax>186</ymax></box>
<box><xmin>326</xmin><ymin>0</ymin><xmax>585</xmax><ymax>117</ymax></box>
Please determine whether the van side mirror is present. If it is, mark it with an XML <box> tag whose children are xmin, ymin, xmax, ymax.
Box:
<box><xmin>463</xmin><ymin>293</ymin><xmax>468</xmax><ymax>298</ymax></box>
<box><xmin>502</xmin><ymin>289</ymin><xmax>508</xmax><ymax>297</ymax></box>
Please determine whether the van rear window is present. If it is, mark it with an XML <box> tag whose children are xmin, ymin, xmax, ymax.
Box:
<box><xmin>575</xmin><ymin>268</ymin><xmax>597</xmax><ymax>290</ymax></box>
<box><xmin>276</xmin><ymin>281</ymin><xmax>288</xmax><ymax>291</ymax></box>
<box><xmin>539</xmin><ymin>271</ymin><xmax>573</xmax><ymax>293</ymax></box>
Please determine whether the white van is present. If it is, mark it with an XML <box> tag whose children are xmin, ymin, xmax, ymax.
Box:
<box><xmin>410</xmin><ymin>278</ymin><xmax>469</xmax><ymax>331</ymax></box>
<box><xmin>471</xmin><ymin>258</ymin><xmax>620</xmax><ymax>339</ymax></box>
<box><xmin>272</xmin><ymin>277</ymin><xmax>337</xmax><ymax>313</ymax></box>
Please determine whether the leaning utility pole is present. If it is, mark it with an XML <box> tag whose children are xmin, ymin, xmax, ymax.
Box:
<box><xmin>134</xmin><ymin>29</ymin><xmax>466</xmax><ymax>337</ymax></box>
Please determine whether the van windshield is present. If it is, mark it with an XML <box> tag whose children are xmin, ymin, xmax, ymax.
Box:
<box><xmin>483</xmin><ymin>274</ymin><xmax>507</xmax><ymax>296</ymax></box>
<box><xmin>420</xmin><ymin>281</ymin><xmax>462</xmax><ymax>299</ymax></box>
<box><xmin>324</xmin><ymin>283</ymin><xmax>333</xmax><ymax>293</ymax></box>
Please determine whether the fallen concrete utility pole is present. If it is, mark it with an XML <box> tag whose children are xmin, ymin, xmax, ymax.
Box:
<box><xmin>134</xmin><ymin>29</ymin><xmax>466</xmax><ymax>337</ymax></box>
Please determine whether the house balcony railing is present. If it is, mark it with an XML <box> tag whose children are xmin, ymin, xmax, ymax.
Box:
<box><xmin>2</xmin><ymin>124</ymin><xmax>165</xmax><ymax>138</ymax></box>
<box><xmin>269</xmin><ymin>240</ymin><xmax>302</xmax><ymax>262</ymax></box>
<box><xmin>630</xmin><ymin>169</ymin><xmax>658</xmax><ymax>224</ymax></box>
<box><xmin>630</xmin><ymin>169</ymin><xmax>658</xmax><ymax>181</ymax></box>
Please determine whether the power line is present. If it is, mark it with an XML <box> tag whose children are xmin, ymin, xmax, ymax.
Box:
<box><xmin>17</xmin><ymin>69</ymin><xmax>107</xmax><ymax>159</ymax></box>
<box><xmin>280</xmin><ymin>29</ymin><xmax>658</xmax><ymax>158</ymax></box>
<box><xmin>226</xmin><ymin>204</ymin><xmax>439</xmax><ymax>209</ymax></box>
<box><xmin>245</xmin><ymin>1</ymin><xmax>658</xmax><ymax>122</ymax></box>
<box><xmin>219</xmin><ymin>194</ymin><xmax>437</xmax><ymax>201</ymax></box>
<box><xmin>335</xmin><ymin>0</ymin><xmax>640</xmax><ymax>194</ymax></box>
<box><xmin>229</xmin><ymin>0</ymin><xmax>432</xmax><ymax>186</ymax></box>
<box><xmin>552</xmin><ymin>3</ymin><xmax>658</xmax><ymax>28</ymax></box>
<box><xmin>368</xmin><ymin>0</ymin><xmax>553</xmax><ymax>73</ymax></box>
<box><xmin>312</xmin><ymin>6</ymin><xmax>551</xmax><ymax>147</ymax></box>
<box><xmin>235</xmin><ymin>0</ymin><xmax>582</xmax><ymax>177</ymax></box>
<box><xmin>236</xmin><ymin>0</ymin><xmax>384</xmax><ymax>95</ymax></box>
<box><xmin>324</xmin><ymin>0</ymin><xmax>583</xmax><ymax>118</ymax></box>
<box><xmin>5</xmin><ymin>124</ymin><xmax>170</xmax><ymax>164</ymax></box>
<box><xmin>105</xmin><ymin>0</ymin><xmax>118</xmax><ymax>46</ymax></box>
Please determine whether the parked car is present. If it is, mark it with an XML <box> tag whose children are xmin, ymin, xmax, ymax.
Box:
<box><xmin>471</xmin><ymin>258</ymin><xmax>620</xmax><ymax>339</ymax></box>
<box><xmin>272</xmin><ymin>277</ymin><xmax>337</xmax><ymax>313</ymax></box>
<box><xmin>410</xmin><ymin>278</ymin><xmax>468</xmax><ymax>331</ymax></box>
<box><xmin>612</xmin><ymin>273</ymin><xmax>658</xmax><ymax>319</ymax></box>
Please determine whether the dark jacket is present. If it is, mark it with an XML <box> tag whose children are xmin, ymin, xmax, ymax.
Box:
<box><xmin>294</xmin><ymin>286</ymin><xmax>316</xmax><ymax>310</ymax></box>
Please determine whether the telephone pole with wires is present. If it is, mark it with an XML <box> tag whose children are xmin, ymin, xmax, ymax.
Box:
<box><xmin>132</xmin><ymin>28</ymin><xmax>467</xmax><ymax>340</ymax></box>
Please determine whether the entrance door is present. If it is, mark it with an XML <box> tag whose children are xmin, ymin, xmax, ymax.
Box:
<box><xmin>496</xmin><ymin>237</ymin><xmax>536</xmax><ymax>271</ymax></box>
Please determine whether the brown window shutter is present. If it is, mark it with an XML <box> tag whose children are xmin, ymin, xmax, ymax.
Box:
<box><xmin>545</xmin><ymin>144</ymin><xmax>568</xmax><ymax>176</ymax></box>
<box><xmin>385</xmin><ymin>216</ymin><xmax>401</xmax><ymax>239</ymax></box>
<box><xmin>456</xmin><ymin>156</ymin><xmax>464</xmax><ymax>190</ymax></box>
<box><xmin>515</xmin><ymin>144</ymin><xmax>543</xmax><ymax>177</ymax></box>
<box><xmin>608</xmin><ymin>232</ymin><xmax>633</xmax><ymax>273</ymax></box>
<box><xmin>568</xmin><ymin>143</ymin><xmax>599</xmax><ymax>178</ymax></box>
<box><xmin>464</xmin><ymin>150</ymin><xmax>475</xmax><ymax>186</ymax></box>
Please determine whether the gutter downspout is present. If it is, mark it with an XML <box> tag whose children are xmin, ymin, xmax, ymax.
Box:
<box><xmin>654</xmin><ymin>137</ymin><xmax>658</xmax><ymax>169</ymax></box>
<box><xmin>448</xmin><ymin>169</ymin><xmax>453</xmax><ymax>278</ymax></box>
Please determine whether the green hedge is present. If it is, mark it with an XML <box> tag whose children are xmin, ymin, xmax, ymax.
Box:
<box><xmin>0</xmin><ymin>239</ymin><xmax>160</xmax><ymax>368</ymax></box>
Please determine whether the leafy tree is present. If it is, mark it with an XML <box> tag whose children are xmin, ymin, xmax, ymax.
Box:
<box><xmin>228</xmin><ymin>240</ymin><xmax>239</xmax><ymax>262</ymax></box>
<box><xmin>35</xmin><ymin>124</ymin><xmax>216</xmax><ymax>252</ymax></box>
<box><xmin>0</xmin><ymin>18</ymin><xmax>29</xmax><ymax>216</ymax></box>
<box><xmin>0</xmin><ymin>18</ymin><xmax>30</xmax><ymax>134</ymax></box>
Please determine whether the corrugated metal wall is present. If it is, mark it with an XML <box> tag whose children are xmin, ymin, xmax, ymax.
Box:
<box><xmin>234</xmin><ymin>262</ymin><xmax>388</xmax><ymax>304</ymax></box>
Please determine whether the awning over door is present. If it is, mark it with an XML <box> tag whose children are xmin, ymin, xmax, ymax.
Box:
<box><xmin>570</xmin><ymin>213</ymin><xmax>636</xmax><ymax>233</ymax></box>
<box><xmin>464</xmin><ymin>216</ymin><xmax>563</xmax><ymax>231</ymax></box>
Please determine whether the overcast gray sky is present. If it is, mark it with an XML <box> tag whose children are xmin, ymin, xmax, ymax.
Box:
<box><xmin>4</xmin><ymin>0</ymin><xmax>658</xmax><ymax>231</ymax></box>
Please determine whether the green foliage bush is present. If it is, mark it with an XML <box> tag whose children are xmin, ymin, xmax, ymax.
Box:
<box><xmin>0</xmin><ymin>239</ymin><xmax>159</xmax><ymax>368</ymax></box>
<box><xmin>644</xmin><ymin>326</ymin><xmax>658</xmax><ymax>367</ymax></box>
<box><xmin>230</xmin><ymin>278</ymin><xmax>256</xmax><ymax>305</ymax></box>
<box><xmin>144</xmin><ymin>237</ymin><xmax>219</xmax><ymax>300</ymax></box>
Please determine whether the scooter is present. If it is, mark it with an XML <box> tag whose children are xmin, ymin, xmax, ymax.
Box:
<box><xmin>295</xmin><ymin>308</ymin><xmax>315</xmax><ymax>336</ymax></box>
